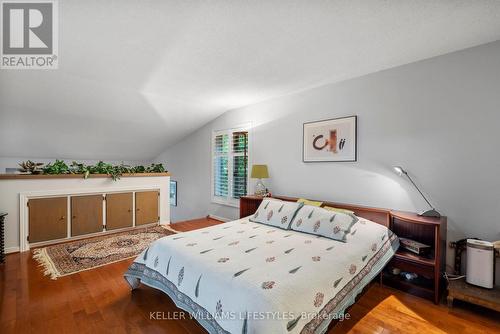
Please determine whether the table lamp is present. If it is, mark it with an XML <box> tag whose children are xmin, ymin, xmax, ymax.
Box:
<box><xmin>393</xmin><ymin>166</ymin><xmax>441</xmax><ymax>218</ymax></box>
<box><xmin>251</xmin><ymin>164</ymin><xmax>269</xmax><ymax>196</ymax></box>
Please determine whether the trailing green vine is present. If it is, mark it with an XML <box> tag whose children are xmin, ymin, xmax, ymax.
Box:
<box><xmin>42</xmin><ymin>160</ymin><xmax>70</xmax><ymax>174</ymax></box>
<box><xmin>20</xmin><ymin>160</ymin><xmax>167</xmax><ymax>181</ymax></box>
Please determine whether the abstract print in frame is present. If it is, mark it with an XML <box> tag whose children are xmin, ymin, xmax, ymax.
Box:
<box><xmin>303</xmin><ymin>116</ymin><xmax>357</xmax><ymax>162</ymax></box>
<box><xmin>170</xmin><ymin>180</ymin><xmax>177</xmax><ymax>206</ymax></box>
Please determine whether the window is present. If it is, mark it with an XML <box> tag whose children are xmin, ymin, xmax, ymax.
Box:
<box><xmin>212</xmin><ymin>127</ymin><xmax>249</xmax><ymax>206</ymax></box>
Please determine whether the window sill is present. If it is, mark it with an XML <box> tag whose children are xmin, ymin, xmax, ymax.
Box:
<box><xmin>211</xmin><ymin>197</ymin><xmax>240</xmax><ymax>208</ymax></box>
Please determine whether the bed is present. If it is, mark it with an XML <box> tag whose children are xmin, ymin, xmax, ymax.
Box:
<box><xmin>124</xmin><ymin>198</ymin><xmax>399</xmax><ymax>334</ymax></box>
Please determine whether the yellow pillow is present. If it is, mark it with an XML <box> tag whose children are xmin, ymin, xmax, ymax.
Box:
<box><xmin>297</xmin><ymin>198</ymin><xmax>323</xmax><ymax>207</ymax></box>
<box><xmin>323</xmin><ymin>206</ymin><xmax>355</xmax><ymax>215</ymax></box>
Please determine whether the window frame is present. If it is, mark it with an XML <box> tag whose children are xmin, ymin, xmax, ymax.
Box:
<box><xmin>211</xmin><ymin>124</ymin><xmax>251</xmax><ymax>207</ymax></box>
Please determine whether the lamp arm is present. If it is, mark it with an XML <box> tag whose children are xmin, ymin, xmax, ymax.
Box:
<box><xmin>405</xmin><ymin>173</ymin><xmax>434</xmax><ymax>209</ymax></box>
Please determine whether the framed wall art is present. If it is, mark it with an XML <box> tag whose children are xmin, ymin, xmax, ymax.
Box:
<box><xmin>303</xmin><ymin>115</ymin><xmax>357</xmax><ymax>162</ymax></box>
<box><xmin>170</xmin><ymin>180</ymin><xmax>177</xmax><ymax>206</ymax></box>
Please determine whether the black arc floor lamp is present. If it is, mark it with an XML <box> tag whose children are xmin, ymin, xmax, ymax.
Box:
<box><xmin>393</xmin><ymin>166</ymin><xmax>441</xmax><ymax>218</ymax></box>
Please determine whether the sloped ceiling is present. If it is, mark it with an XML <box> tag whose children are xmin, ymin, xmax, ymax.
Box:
<box><xmin>1</xmin><ymin>0</ymin><xmax>500</xmax><ymax>161</ymax></box>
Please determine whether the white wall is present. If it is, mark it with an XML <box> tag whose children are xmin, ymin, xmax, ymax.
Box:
<box><xmin>155</xmin><ymin>41</ymin><xmax>500</xmax><ymax>275</ymax></box>
<box><xmin>0</xmin><ymin>157</ymin><xmax>151</xmax><ymax>173</ymax></box>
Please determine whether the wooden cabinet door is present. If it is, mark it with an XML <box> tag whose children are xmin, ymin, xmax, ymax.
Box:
<box><xmin>71</xmin><ymin>195</ymin><xmax>103</xmax><ymax>236</ymax></box>
<box><xmin>29</xmin><ymin>197</ymin><xmax>68</xmax><ymax>243</ymax></box>
<box><xmin>135</xmin><ymin>191</ymin><xmax>159</xmax><ymax>226</ymax></box>
<box><xmin>106</xmin><ymin>193</ymin><xmax>133</xmax><ymax>230</ymax></box>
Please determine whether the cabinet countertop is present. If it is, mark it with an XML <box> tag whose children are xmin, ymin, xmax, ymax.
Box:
<box><xmin>0</xmin><ymin>172</ymin><xmax>171</xmax><ymax>180</ymax></box>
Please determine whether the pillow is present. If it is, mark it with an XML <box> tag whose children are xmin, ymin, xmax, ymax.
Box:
<box><xmin>290</xmin><ymin>205</ymin><xmax>358</xmax><ymax>242</ymax></box>
<box><xmin>250</xmin><ymin>198</ymin><xmax>303</xmax><ymax>229</ymax></box>
<box><xmin>323</xmin><ymin>206</ymin><xmax>355</xmax><ymax>215</ymax></box>
<box><xmin>297</xmin><ymin>198</ymin><xmax>323</xmax><ymax>207</ymax></box>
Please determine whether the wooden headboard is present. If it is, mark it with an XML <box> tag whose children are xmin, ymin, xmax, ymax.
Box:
<box><xmin>272</xmin><ymin>195</ymin><xmax>391</xmax><ymax>228</ymax></box>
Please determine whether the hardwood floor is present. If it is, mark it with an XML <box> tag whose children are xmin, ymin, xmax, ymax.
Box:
<box><xmin>1</xmin><ymin>217</ymin><xmax>499</xmax><ymax>334</ymax></box>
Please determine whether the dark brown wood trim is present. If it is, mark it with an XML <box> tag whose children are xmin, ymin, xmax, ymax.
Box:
<box><xmin>272</xmin><ymin>195</ymin><xmax>391</xmax><ymax>227</ymax></box>
<box><xmin>390</xmin><ymin>210</ymin><xmax>446</xmax><ymax>226</ymax></box>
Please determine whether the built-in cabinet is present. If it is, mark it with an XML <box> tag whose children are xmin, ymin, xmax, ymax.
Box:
<box><xmin>28</xmin><ymin>197</ymin><xmax>68</xmax><ymax>243</ymax></box>
<box><xmin>71</xmin><ymin>195</ymin><xmax>103</xmax><ymax>236</ymax></box>
<box><xmin>27</xmin><ymin>190</ymin><xmax>159</xmax><ymax>245</ymax></box>
<box><xmin>106</xmin><ymin>192</ymin><xmax>133</xmax><ymax>230</ymax></box>
<box><xmin>136</xmin><ymin>191</ymin><xmax>159</xmax><ymax>226</ymax></box>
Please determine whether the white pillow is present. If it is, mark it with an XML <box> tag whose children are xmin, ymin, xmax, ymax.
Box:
<box><xmin>290</xmin><ymin>205</ymin><xmax>358</xmax><ymax>242</ymax></box>
<box><xmin>250</xmin><ymin>198</ymin><xmax>303</xmax><ymax>229</ymax></box>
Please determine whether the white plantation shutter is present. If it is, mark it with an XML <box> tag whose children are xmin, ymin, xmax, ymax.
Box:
<box><xmin>214</xmin><ymin>133</ymin><xmax>229</xmax><ymax>197</ymax></box>
<box><xmin>212</xmin><ymin>128</ymin><xmax>249</xmax><ymax>206</ymax></box>
<box><xmin>232</xmin><ymin>131</ymin><xmax>248</xmax><ymax>199</ymax></box>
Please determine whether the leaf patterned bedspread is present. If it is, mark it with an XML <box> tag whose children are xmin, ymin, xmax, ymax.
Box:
<box><xmin>124</xmin><ymin>217</ymin><xmax>399</xmax><ymax>334</ymax></box>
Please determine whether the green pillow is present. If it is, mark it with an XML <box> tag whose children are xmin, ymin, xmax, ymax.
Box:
<box><xmin>323</xmin><ymin>206</ymin><xmax>355</xmax><ymax>215</ymax></box>
<box><xmin>297</xmin><ymin>198</ymin><xmax>323</xmax><ymax>207</ymax></box>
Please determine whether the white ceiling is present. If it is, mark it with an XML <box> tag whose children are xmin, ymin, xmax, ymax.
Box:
<box><xmin>1</xmin><ymin>0</ymin><xmax>500</xmax><ymax>161</ymax></box>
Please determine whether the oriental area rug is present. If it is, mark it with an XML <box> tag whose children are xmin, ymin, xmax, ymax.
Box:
<box><xmin>33</xmin><ymin>225</ymin><xmax>179</xmax><ymax>279</ymax></box>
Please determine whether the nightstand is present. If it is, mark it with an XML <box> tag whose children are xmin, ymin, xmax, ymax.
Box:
<box><xmin>239</xmin><ymin>195</ymin><xmax>265</xmax><ymax>218</ymax></box>
<box><xmin>382</xmin><ymin>211</ymin><xmax>447</xmax><ymax>304</ymax></box>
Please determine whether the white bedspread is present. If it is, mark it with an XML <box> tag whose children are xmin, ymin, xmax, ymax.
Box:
<box><xmin>125</xmin><ymin>216</ymin><xmax>398</xmax><ymax>334</ymax></box>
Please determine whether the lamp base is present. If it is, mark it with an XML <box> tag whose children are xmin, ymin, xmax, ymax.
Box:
<box><xmin>254</xmin><ymin>179</ymin><xmax>267</xmax><ymax>196</ymax></box>
<box><xmin>418</xmin><ymin>209</ymin><xmax>441</xmax><ymax>218</ymax></box>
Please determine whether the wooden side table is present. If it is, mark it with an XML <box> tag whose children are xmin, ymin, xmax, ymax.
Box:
<box><xmin>381</xmin><ymin>211</ymin><xmax>447</xmax><ymax>304</ymax></box>
<box><xmin>239</xmin><ymin>195</ymin><xmax>265</xmax><ymax>218</ymax></box>
<box><xmin>0</xmin><ymin>212</ymin><xmax>6</xmax><ymax>264</ymax></box>
<box><xmin>447</xmin><ymin>278</ymin><xmax>500</xmax><ymax>312</ymax></box>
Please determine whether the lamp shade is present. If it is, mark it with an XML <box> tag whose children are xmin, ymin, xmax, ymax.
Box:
<box><xmin>393</xmin><ymin>166</ymin><xmax>406</xmax><ymax>176</ymax></box>
<box><xmin>251</xmin><ymin>165</ymin><xmax>269</xmax><ymax>179</ymax></box>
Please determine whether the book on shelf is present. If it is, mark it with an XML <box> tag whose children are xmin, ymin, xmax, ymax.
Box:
<box><xmin>399</xmin><ymin>237</ymin><xmax>431</xmax><ymax>255</ymax></box>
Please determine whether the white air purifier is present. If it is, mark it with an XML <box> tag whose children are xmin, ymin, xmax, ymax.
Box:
<box><xmin>466</xmin><ymin>239</ymin><xmax>494</xmax><ymax>289</ymax></box>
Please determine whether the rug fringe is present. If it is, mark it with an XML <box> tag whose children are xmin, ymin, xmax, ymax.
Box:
<box><xmin>32</xmin><ymin>248</ymin><xmax>60</xmax><ymax>280</ymax></box>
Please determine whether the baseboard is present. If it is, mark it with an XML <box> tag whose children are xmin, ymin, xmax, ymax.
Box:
<box><xmin>5</xmin><ymin>246</ymin><xmax>20</xmax><ymax>254</ymax></box>
<box><xmin>208</xmin><ymin>214</ymin><xmax>231</xmax><ymax>222</ymax></box>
